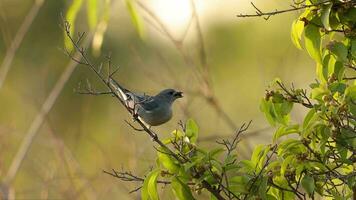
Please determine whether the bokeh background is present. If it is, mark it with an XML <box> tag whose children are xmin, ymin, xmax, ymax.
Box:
<box><xmin>0</xmin><ymin>0</ymin><xmax>316</xmax><ymax>199</ymax></box>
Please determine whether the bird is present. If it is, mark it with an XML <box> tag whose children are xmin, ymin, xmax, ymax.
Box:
<box><xmin>109</xmin><ymin>78</ymin><xmax>183</xmax><ymax>126</ymax></box>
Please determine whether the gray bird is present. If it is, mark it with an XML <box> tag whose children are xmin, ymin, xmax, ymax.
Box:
<box><xmin>109</xmin><ymin>78</ymin><xmax>183</xmax><ymax>126</ymax></box>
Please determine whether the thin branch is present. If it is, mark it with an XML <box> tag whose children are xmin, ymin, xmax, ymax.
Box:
<box><xmin>236</xmin><ymin>0</ymin><xmax>334</xmax><ymax>20</ymax></box>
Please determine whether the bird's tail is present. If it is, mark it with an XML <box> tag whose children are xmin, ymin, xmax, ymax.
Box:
<box><xmin>108</xmin><ymin>78</ymin><xmax>130</xmax><ymax>102</ymax></box>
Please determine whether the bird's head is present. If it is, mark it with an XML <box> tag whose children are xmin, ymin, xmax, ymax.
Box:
<box><xmin>156</xmin><ymin>89</ymin><xmax>183</xmax><ymax>103</ymax></box>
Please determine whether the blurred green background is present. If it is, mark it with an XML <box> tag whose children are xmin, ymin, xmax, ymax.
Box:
<box><xmin>0</xmin><ymin>0</ymin><xmax>315</xmax><ymax>199</ymax></box>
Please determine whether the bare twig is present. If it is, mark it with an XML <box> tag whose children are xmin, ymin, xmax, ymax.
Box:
<box><xmin>236</xmin><ymin>0</ymin><xmax>335</xmax><ymax>20</ymax></box>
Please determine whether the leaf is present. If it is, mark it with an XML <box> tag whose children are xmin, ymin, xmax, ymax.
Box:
<box><xmin>321</xmin><ymin>3</ymin><xmax>332</xmax><ymax>31</ymax></box>
<box><xmin>208</xmin><ymin>147</ymin><xmax>225</xmax><ymax>158</ymax></box>
<box><xmin>65</xmin><ymin>0</ymin><xmax>84</xmax><ymax>50</ymax></box>
<box><xmin>142</xmin><ymin>169</ymin><xmax>160</xmax><ymax>200</ymax></box>
<box><xmin>301</xmin><ymin>175</ymin><xmax>315</xmax><ymax>195</ymax></box>
<box><xmin>351</xmin><ymin>39</ymin><xmax>356</xmax><ymax>59</ymax></box>
<box><xmin>304</xmin><ymin>24</ymin><xmax>322</xmax><ymax>64</ymax></box>
<box><xmin>125</xmin><ymin>0</ymin><xmax>144</xmax><ymax>38</ymax></box>
<box><xmin>185</xmin><ymin>119</ymin><xmax>199</xmax><ymax>143</ymax></box>
<box><xmin>86</xmin><ymin>0</ymin><xmax>98</xmax><ymax>29</ymax></box>
<box><xmin>291</xmin><ymin>19</ymin><xmax>304</xmax><ymax>50</ymax></box>
<box><xmin>171</xmin><ymin>177</ymin><xmax>194</xmax><ymax>200</ymax></box>
<box><xmin>251</xmin><ymin>144</ymin><xmax>265</xmax><ymax>168</ymax></box>
<box><xmin>328</xmin><ymin>41</ymin><xmax>348</xmax><ymax>62</ymax></box>
<box><xmin>258</xmin><ymin>177</ymin><xmax>268</xmax><ymax>199</ymax></box>
<box><xmin>229</xmin><ymin>176</ymin><xmax>249</xmax><ymax>193</ymax></box>
<box><xmin>239</xmin><ymin>160</ymin><xmax>256</xmax><ymax>173</ymax></box>
<box><xmin>260</xmin><ymin>99</ymin><xmax>276</xmax><ymax>126</ymax></box>
<box><xmin>303</xmin><ymin>108</ymin><xmax>316</xmax><ymax>130</ymax></box>
<box><xmin>157</xmin><ymin>147</ymin><xmax>180</xmax><ymax>173</ymax></box>
<box><xmin>273</xmin><ymin>124</ymin><xmax>300</xmax><ymax>142</ymax></box>
<box><xmin>281</xmin><ymin>155</ymin><xmax>294</xmax><ymax>176</ymax></box>
<box><xmin>92</xmin><ymin>0</ymin><xmax>110</xmax><ymax>56</ymax></box>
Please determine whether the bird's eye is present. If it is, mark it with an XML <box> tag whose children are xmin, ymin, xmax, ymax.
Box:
<box><xmin>169</xmin><ymin>91</ymin><xmax>174</xmax><ymax>95</ymax></box>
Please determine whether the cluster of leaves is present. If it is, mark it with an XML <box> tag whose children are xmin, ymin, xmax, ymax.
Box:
<box><xmin>139</xmin><ymin>119</ymin><xmax>280</xmax><ymax>200</ymax></box>
<box><xmin>259</xmin><ymin>0</ymin><xmax>356</xmax><ymax>199</ymax></box>
<box><xmin>138</xmin><ymin>0</ymin><xmax>356</xmax><ymax>199</ymax></box>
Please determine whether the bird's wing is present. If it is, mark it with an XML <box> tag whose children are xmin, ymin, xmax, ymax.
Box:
<box><xmin>109</xmin><ymin>78</ymin><xmax>157</xmax><ymax>111</ymax></box>
<box><xmin>138</xmin><ymin>97</ymin><xmax>160</xmax><ymax>113</ymax></box>
<box><xmin>109</xmin><ymin>78</ymin><xmax>142</xmax><ymax>110</ymax></box>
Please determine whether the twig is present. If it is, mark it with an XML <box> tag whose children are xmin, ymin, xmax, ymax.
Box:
<box><xmin>236</xmin><ymin>0</ymin><xmax>334</xmax><ymax>20</ymax></box>
<box><xmin>64</xmin><ymin>19</ymin><xmax>226</xmax><ymax>200</ymax></box>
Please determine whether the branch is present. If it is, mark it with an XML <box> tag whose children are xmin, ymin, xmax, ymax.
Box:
<box><xmin>237</xmin><ymin>0</ymin><xmax>336</xmax><ymax>20</ymax></box>
<box><xmin>63</xmin><ymin>21</ymin><xmax>226</xmax><ymax>200</ymax></box>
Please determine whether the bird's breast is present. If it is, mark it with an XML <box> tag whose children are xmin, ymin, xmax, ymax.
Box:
<box><xmin>137</xmin><ymin>105</ymin><xmax>172</xmax><ymax>126</ymax></box>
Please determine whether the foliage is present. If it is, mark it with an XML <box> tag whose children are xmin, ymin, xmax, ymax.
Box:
<box><xmin>63</xmin><ymin>0</ymin><xmax>355</xmax><ymax>199</ymax></box>
<box><xmin>134</xmin><ymin>0</ymin><xmax>356</xmax><ymax>199</ymax></box>
<box><xmin>64</xmin><ymin>0</ymin><xmax>111</xmax><ymax>55</ymax></box>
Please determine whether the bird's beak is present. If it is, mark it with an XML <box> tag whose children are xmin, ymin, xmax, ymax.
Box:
<box><xmin>174</xmin><ymin>91</ymin><xmax>183</xmax><ymax>98</ymax></box>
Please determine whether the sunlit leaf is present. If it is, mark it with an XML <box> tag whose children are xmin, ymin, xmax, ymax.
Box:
<box><xmin>157</xmin><ymin>147</ymin><xmax>180</xmax><ymax>173</ymax></box>
<box><xmin>304</xmin><ymin>24</ymin><xmax>322</xmax><ymax>64</ymax></box>
<box><xmin>86</xmin><ymin>0</ymin><xmax>98</xmax><ymax>29</ymax></box>
<box><xmin>273</xmin><ymin>124</ymin><xmax>299</xmax><ymax>142</ymax></box>
<box><xmin>65</xmin><ymin>0</ymin><xmax>84</xmax><ymax>50</ymax></box>
<box><xmin>321</xmin><ymin>3</ymin><xmax>332</xmax><ymax>31</ymax></box>
<box><xmin>185</xmin><ymin>119</ymin><xmax>199</xmax><ymax>143</ymax></box>
<box><xmin>148</xmin><ymin>169</ymin><xmax>160</xmax><ymax>200</ymax></box>
<box><xmin>142</xmin><ymin>169</ymin><xmax>160</xmax><ymax>200</ymax></box>
<box><xmin>291</xmin><ymin>18</ymin><xmax>304</xmax><ymax>50</ymax></box>
<box><xmin>125</xmin><ymin>0</ymin><xmax>144</xmax><ymax>38</ymax></box>
<box><xmin>280</xmin><ymin>155</ymin><xmax>294</xmax><ymax>176</ymax></box>
<box><xmin>171</xmin><ymin>177</ymin><xmax>194</xmax><ymax>200</ymax></box>
<box><xmin>92</xmin><ymin>0</ymin><xmax>110</xmax><ymax>56</ymax></box>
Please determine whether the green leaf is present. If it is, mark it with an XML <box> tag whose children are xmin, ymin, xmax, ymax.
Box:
<box><xmin>281</xmin><ymin>155</ymin><xmax>294</xmax><ymax>176</ymax></box>
<box><xmin>125</xmin><ymin>0</ymin><xmax>144</xmax><ymax>38</ymax></box>
<box><xmin>65</xmin><ymin>0</ymin><xmax>84</xmax><ymax>50</ymax></box>
<box><xmin>251</xmin><ymin>144</ymin><xmax>265</xmax><ymax>168</ymax></box>
<box><xmin>86</xmin><ymin>0</ymin><xmax>97</xmax><ymax>29</ymax></box>
<box><xmin>277</xmin><ymin>139</ymin><xmax>304</xmax><ymax>157</ymax></box>
<box><xmin>303</xmin><ymin>108</ymin><xmax>316</xmax><ymax>130</ymax></box>
<box><xmin>291</xmin><ymin>19</ymin><xmax>304</xmax><ymax>50</ymax></box>
<box><xmin>239</xmin><ymin>160</ymin><xmax>256</xmax><ymax>173</ymax></box>
<box><xmin>157</xmin><ymin>147</ymin><xmax>180</xmax><ymax>173</ymax></box>
<box><xmin>273</xmin><ymin>124</ymin><xmax>300</xmax><ymax>142</ymax></box>
<box><xmin>351</xmin><ymin>39</ymin><xmax>356</xmax><ymax>59</ymax></box>
<box><xmin>208</xmin><ymin>147</ymin><xmax>225</xmax><ymax>158</ymax></box>
<box><xmin>311</xmin><ymin>85</ymin><xmax>328</xmax><ymax>101</ymax></box>
<box><xmin>142</xmin><ymin>169</ymin><xmax>160</xmax><ymax>200</ymax></box>
<box><xmin>304</xmin><ymin>24</ymin><xmax>322</xmax><ymax>64</ymax></box>
<box><xmin>229</xmin><ymin>176</ymin><xmax>249</xmax><ymax>193</ymax></box>
<box><xmin>321</xmin><ymin>3</ymin><xmax>332</xmax><ymax>31</ymax></box>
<box><xmin>91</xmin><ymin>0</ymin><xmax>110</xmax><ymax>56</ymax></box>
<box><xmin>171</xmin><ymin>177</ymin><xmax>194</xmax><ymax>200</ymax></box>
<box><xmin>185</xmin><ymin>119</ymin><xmax>199</xmax><ymax>143</ymax></box>
<box><xmin>301</xmin><ymin>175</ymin><xmax>315</xmax><ymax>195</ymax></box>
<box><xmin>328</xmin><ymin>41</ymin><xmax>348</xmax><ymax>62</ymax></box>
<box><xmin>260</xmin><ymin>98</ymin><xmax>276</xmax><ymax>126</ymax></box>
